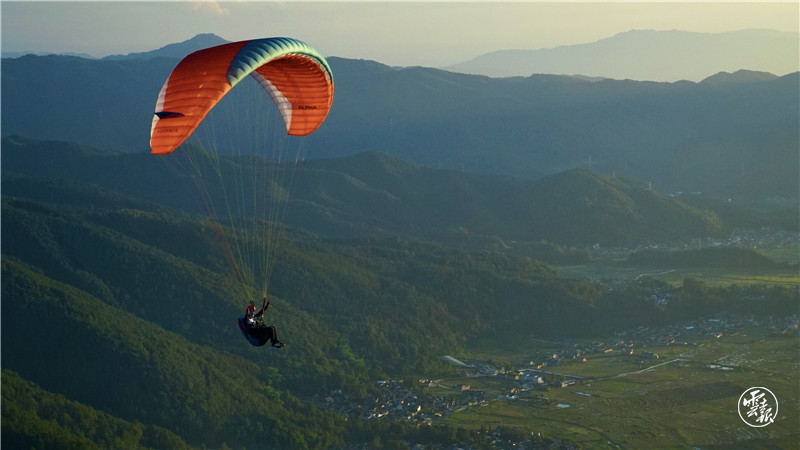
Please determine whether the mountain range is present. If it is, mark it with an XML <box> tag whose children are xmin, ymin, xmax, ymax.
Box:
<box><xmin>444</xmin><ymin>29</ymin><xmax>799</xmax><ymax>81</ymax></box>
<box><xmin>7</xmin><ymin>29</ymin><xmax>797</xmax><ymax>82</ymax></box>
<box><xmin>2</xmin><ymin>32</ymin><xmax>798</xmax><ymax>204</ymax></box>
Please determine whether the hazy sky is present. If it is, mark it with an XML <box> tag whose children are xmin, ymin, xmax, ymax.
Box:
<box><xmin>2</xmin><ymin>1</ymin><xmax>798</xmax><ymax>67</ymax></box>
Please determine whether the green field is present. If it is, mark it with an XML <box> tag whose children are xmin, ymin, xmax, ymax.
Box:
<box><xmin>762</xmin><ymin>245</ymin><xmax>800</xmax><ymax>266</ymax></box>
<box><xmin>554</xmin><ymin>250</ymin><xmax>799</xmax><ymax>287</ymax></box>
<box><xmin>442</xmin><ymin>327</ymin><xmax>799</xmax><ymax>448</ymax></box>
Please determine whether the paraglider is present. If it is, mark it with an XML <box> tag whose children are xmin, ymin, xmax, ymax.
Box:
<box><xmin>151</xmin><ymin>37</ymin><xmax>334</xmax><ymax>155</ymax></box>
<box><xmin>239</xmin><ymin>300</ymin><xmax>284</xmax><ymax>348</ymax></box>
<box><xmin>150</xmin><ymin>37</ymin><xmax>333</xmax><ymax>348</ymax></box>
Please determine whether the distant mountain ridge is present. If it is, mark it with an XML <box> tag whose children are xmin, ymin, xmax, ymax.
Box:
<box><xmin>102</xmin><ymin>33</ymin><xmax>229</xmax><ymax>60</ymax></box>
<box><xmin>1</xmin><ymin>50</ymin><xmax>95</xmax><ymax>59</ymax></box>
<box><xmin>443</xmin><ymin>29</ymin><xmax>800</xmax><ymax>82</ymax></box>
<box><xmin>6</xmin><ymin>29</ymin><xmax>796</xmax><ymax>82</ymax></box>
<box><xmin>699</xmin><ymin>69</ymin><xmax>779</xmax><ymax>85</ymax></box>
<box><xmin>2</xmin><ymin>33</ymin><xmax>797</xmax><ymax>203</ymax></box>
<box><xmin>2</xmin><ymin>33</ymin><xmax>230</xmax><ymax>60</ymax></box>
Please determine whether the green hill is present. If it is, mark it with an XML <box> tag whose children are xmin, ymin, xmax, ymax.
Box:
<box><xmin>0</xmin><ymin>171</ymin><xmax>602</xmax><ymax>447</ymax></box>
<box><xmin>3</xmin><ymin>136</ymin><xmax>742</xmax><ymax>247</ymax></box>
<box><xmin>1</xmin><ymin>258</ymin><xmax>345</xmax><ymax>448</ymax></box>
<box><xmin>509</xmin><ymin>169</ymin><xmax>724</xmax><ymax>244</ymax></box>
<box><xmin>2</xmin><ymin>369</ymin><xmax>189</xmax><ymax>449</ymax></box>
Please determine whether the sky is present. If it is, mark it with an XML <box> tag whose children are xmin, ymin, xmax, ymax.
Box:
<box><xmin>2</xmin><ymin>1</ymin><xmax>798</xmax><ymax>68</ymax></box>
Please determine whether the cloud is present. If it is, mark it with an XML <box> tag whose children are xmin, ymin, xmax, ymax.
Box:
<box><xmin>193</xmin><ymin>1</ymin><xmax>230</xmax><ymax>15</ymax></box>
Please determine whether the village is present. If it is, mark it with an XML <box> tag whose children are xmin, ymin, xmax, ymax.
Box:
<box><xmin>316</xmin><ymin>314</ymin><xmax>799</xmax><ymax>429</ymax></box>
<box><xmin>601</xmin><ymin>227</ymin><xmax>799</xmax><ymax>254</ymax></box>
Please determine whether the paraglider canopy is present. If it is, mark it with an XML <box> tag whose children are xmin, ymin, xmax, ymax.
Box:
<box><xmin>150</xmin><ymin>37</ymin><xmax>334</xmax><ymax>155</ymax></box>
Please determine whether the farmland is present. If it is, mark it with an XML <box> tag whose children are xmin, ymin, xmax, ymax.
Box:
<box><xmin>439</xmin><ymin>319</ymin><xmax>799</xmax><ymax>448</ymax></box>
<box><xmin>553</xmin><ymin>230</ymin><xmax>799</xmax><ymax>288</ymax></box>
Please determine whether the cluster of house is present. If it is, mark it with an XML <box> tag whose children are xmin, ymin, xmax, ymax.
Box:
<box><xmin>319</xmin><ymin>375</ymin><xmax>549</xmax><ymax>426</ymax></box>
<box><xmin>315</xmin><ymin>313</ymin><xmax>798</xmax><ymax>429</ymax></box>
<box><xmin>475</xmin><ymin>426</ymin><xmax>575</xmax><ymax>450</ymax></box>
<box><xmin>319</xmin><ymin>382</ymin><xmax>575</xmax><ymax>448</ymax></box>
<box><xmin>318</xmin><ymin>380</ymin><xmax>465</xmax><ymax>424</ymax></box>
<box><xmin>440</xmin><ymin>358</ymin><xmax>579</xmax><ymax>392</ymax></box>
<box><xmin>720</xmin><ymin>229</ymin><xmax>798</xmax><ymax>249</ymax></box>
<box><xmin>597</xmin><ymin>228</ymin><xmax>798</xmax><ymax>255</ymax></box>
<box><xmin>446</xmin><ymin>313</ymin><xmax>799</xmax><ymax>393</ymax></box>
<box><xmin>362</xmin><ymin>380</ymin><xmax>423</xmax><ymax>421</ymax></box>
<box><xmin>613</xmin><ymin>314</ymin><xmax>799</xmax><ymax>348</ymax></box>
<box><xmin>534</xmin><ymin>313</ymin><xmax>796</xmax><ymax>368</ymax></box>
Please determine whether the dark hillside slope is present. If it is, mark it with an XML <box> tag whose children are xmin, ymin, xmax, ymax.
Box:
<box><xmin>2</xmin><ymin>369</ymin><xmax>189</xmax><ymax>449</ymax></box>
<box><xmin>2</xmin><ymin>196</ymin><xmax>242</xmax><ymax>344</ymax></box>
<box><xmin>514</xmin><ymin>170</ymin><xmax>723</xmax><ymax>244</ymax></box>
<box><xmin>1</xmin><ymin>188</ymin><xmax>624</xmax><ymax>446</ymax></box>
<box><xmin>295</xmin><ymin>151</ymin><xmax>520</xmax><ymax>237</ymax></box>
<box><xmin>1</xmin><ymin>164</ymin><xmax>669</xmax><ymax>373</ymax></box>
<box><xmin>2</xmin><ymin>189</ymin><xmax>359</xmax><ymax>385</ymax></box>
<box><xmin>1</xmin><ymin>55</ymin><xmax>176</xmax><ymax>150</ymax></box>
<box><xmin>1</xmin><ymin>136</ymin><xmax>196</xmax><ymax>209</ymax></box>
<box><xmin>295</xmin><ymin>153</ymin><xmax>725</xmax><ymax>244</ymax></box>
<box><xmin>0</xmin><ymin>172</ymin><xmax>471</xmax><ymax>381</ymax></box>
<box><xmin>1</xmin><ymin>259</ymin><xmax>345</xmax><ymax>449</ymax></box>
<box><xmin>2</xmin><ymin>173</ymin><xmax>226</xmax><ymax>272</ymax></box>
<box><xmin>4</xmin><ymin>137</ymin><xmax>730</xmax><ymax>245</ymax></box>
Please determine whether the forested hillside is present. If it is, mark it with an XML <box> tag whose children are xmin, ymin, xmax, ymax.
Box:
<box><xmin>4</xmin><ymin>137</ymin><xmax>761</xmax><ymax>248</ymax></box>
<box><xmin>2</xmin><ymin>258</ymin><xmax>349</xmax><ymax>449</ymax></box>
<box><xmin>2</xmin><ymin>49</ymin><xmax>797</xmax><ymax>201</ymax></box>
<box><xmin>2</xmin><ymin>369</ymin><xmax>190</xmax><ymax>449</ymax></box>
<box><xmin>3</xmin><ymin>135</ymin><xmax>797</xmax><ymax>447</ymax></box>
<box><xmin>0</xmin><ymin>166</ymin><xmax>599</xmax><ymax>447</ymax></box>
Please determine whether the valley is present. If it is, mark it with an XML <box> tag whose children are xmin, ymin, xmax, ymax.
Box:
<box><xmin>450</xmin><ymin>319</ymin><xmax>798</xmax><ymax>448</ymax></box>
<box><xmin>2</xmin><ymin>136</ymin><xmax>797</xmax><ymax>448</ymax></box>
<box><xmin>321</xmin><ymin>314</ymin><xmax>798</xmax><ymax>448</ymax></box>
